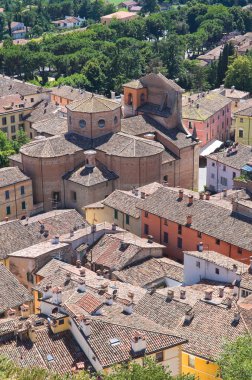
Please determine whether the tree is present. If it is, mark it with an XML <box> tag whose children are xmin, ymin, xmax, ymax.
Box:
<box><xmin>217</xmin><ymin>335</ymin><xmax>252</xmax><ymax>380</ymax></box>
<box><xmin>104</xmin><ymin>357</ymin><xmax>195</xmax><ymax>380</ymax></box>
<box><xmin>12</xmin><ymin>130</ymin><xmax>30</xmax><ymax>153</ymax></box>
<box><xmin>0</xmin><ymin>131</ymin><xmax>15</xmax><ymax>168</ymax></box>
<box><xmin>225</xmin><ymin>55</ymin><xmax>252</xmax><ymax>93</ymax></box>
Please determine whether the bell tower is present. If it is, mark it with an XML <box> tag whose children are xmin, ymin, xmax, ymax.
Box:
<box><xmin>122</xmin><ymin>80</ymin><xmax>147</xmax><ymax>117</ymax></box>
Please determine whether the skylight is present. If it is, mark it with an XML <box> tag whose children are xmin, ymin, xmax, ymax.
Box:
<box><xmin>47</xmin><ymin>354</ymin><xmax>54</xmax><ymax>362</ymax></box>
<box><xmin>109</xmin><ymin>338</ymin><xmax>121</xmax><ymax>346</ymax></box>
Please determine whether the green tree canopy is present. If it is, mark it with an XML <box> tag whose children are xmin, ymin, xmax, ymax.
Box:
<box><xmin>225</xmin><ymin>55</ymin><xmax>252</xmax><ymax>93</ymax></box>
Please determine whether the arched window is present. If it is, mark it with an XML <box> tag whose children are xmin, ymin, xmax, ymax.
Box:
<box><xmin>114</xmin><ymin>116</ymin><xmax>118</xmax><ymax>125</ymax></box>
<box><xmin>79</xmin><ymin>119</ymin><xmax>86</xmax><ymax>128</ymax></box>
<box><xmin>98</xmin><ymin>119</ymin><xmax>105</xmax><ymax>128</ymax></box>
<box><xmin>128</xmin><ymin>93</ymin><xmax>133</xmax><ymax>105</ymax></box>
<box><xmin>140</xmin><ymin>93</ymin><xmax>145</xmax><ymax>104</ymax></box>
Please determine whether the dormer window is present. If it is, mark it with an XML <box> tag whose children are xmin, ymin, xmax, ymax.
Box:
<box><xmin>79</xmin><ymin>119</ymin><xmax>86</xmax><ymax>128</ymax></box>
<box><xmin>98</xmin><ymin>119</ymin><xmax>105</xmax><ymax>128</ymax></box>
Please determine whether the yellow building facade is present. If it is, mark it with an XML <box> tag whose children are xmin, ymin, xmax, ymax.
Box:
<box><xmin>235</xmin><ymin>108</ymin><xmax>252</xmax><ymax>146</ymax></box>
<box><xmin>0</xmin><ymin>167</ymin><xmax>33</xmax><ymax>222</ymax></box>
<box><xmin>182</xmin><ymin>352</ymin><xmax>221</xmax><ymax>380</ymax></box>
<box><xmin>0</xmin><ymin>103</ymin><xmax>33</xmax><ymax>140</ymax></box>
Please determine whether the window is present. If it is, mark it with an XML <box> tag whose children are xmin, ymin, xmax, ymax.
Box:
<box><xmin>237</xmin><ymin>247</ymin><xmax>242</xmax><ymax>254</ymax></box>
<box><xmin>20</xmin><ymin>186</ymin><xmax>25</xmax><ymax>195</ymax></box>
<box><xmin>215</xmin><ymin>268</ymin><xmax>220</xmax><ymax>275</ymax></box>
<box><xmin>11</xmin><ymin>125</ymin><xmax>16</xmax><ymax>133</ymax></box>
<box><xmin>163</xmin><ymin>232</ymin><xmax>168</xmax><ymax>244</ymax></box>
<box><xmin>212</xmin><ymin>162</ymin><xmax>215</xmax><ymax>167</ymax></box>
<box><xmin>178</xmin><ymin>224</ymin><xmax>182</xmax><ymax>235</ymax></box>
<box><xmin>163</xmin><ymin>175</ymin><xmax>168</xmax><ymax>182</ymax></box>
<box><xmin>188</xmin><ymin>355</ymin><xmax>195</xmax><ymax>368</ymax></box>
<box><xmin>177</xmin><ymin>237</ymin><xmax>182</xmax><ymax>249</ymax></box>
<box><xmin>156</xmin><ymin>351</ymin><xmax>164</xmax><ymax>363</ymax></box>
<box><xmin>98</xmin><ymin>119</ymin><xmax>105</xmax><ymax>128</ymax></box>
<box><xmin>6</xmin><ymin>206</ymin><xmax>11</xmax><ymax>215</ymax></box>
<box><xmin>19</xmin><ymin>124</ymin><xmax>25</xmax><ymax>131</ymax></box>
<box><xmin>196</xmin><ymin>261</ymin><xmax>200</xmax><ymax>268</ymax></box>
<box><xmin>114</xmin><ymin>209</ymin><xmax>118</xmax><ymax>219</ymax></box>
<box><xmin>10</xmin><ymin>115</ymin><xmax>15</xmax><ymax>123</ymax></box>
<box><xmin>144</xmin><ymin>211</ymin><xmax>148</xmax><ymax>218</ymax></box>
<box><xmin>220</xmin><ymin>177</ymin><xmax>227</xmax><ymax>186</ymax></box>
<box><xmin>164</xmin><ymin>219</ymin><xmax>168</xmax><ymax>226</ymax></box>
<box><xmin>53</xmin><ymin>192</ymin><xmax>61</xmax><ymax>202</ymax></box>
<box><xmin>22</xmin><ymin>201</ymin><xmax>26</xmax><ymax>210</ymax></box>
<box><xmin>71</xmin><ymin>191</ymin><xmax>77</xmax><ymax>202</ymax></box>
<box><xmin>26</xmin><ymin>272</ymin><xmax>34</xmax><ymax>284</ymax></box>
<box><xmin>79</xmin><ymin>119</ymin><xmax>86</xmax><ymax>128</ymax></box>
<box><xmin>58</xmin><ymin>319</ymin><xmax>64</xmax><ymax>325</ymax></box>
<box><xmin>233</xmin><ymin>172</ymin><xmax>236</xmax><ymax>179</ymax></box>
<box><xmin>30</xmin><ymin>98</ymin><xmax>34</xmax><ymax>103</ymax></box>
<box><xmin>19</xmin><ymin>114</ymin><xmax>23</xmax><ymax>121</ymax></box>
<box><xmin>144</xmin><ymin>223</ymin><xmax>149</xmax><ymax>235</ymax></box>
<box><xmin>2</xmin><ymin>127</ymin><xmax>7</xmax><ymax>133</ymax></box>
<box><xmin>211</xmin><ymin>173</ymin><xmax>215</xmax><ymax>179</ymax></box>
<box><xmin>189</xmin><ymin>121</ymin><xmax>192</xmax><ymax>129</ymax></box>
<box><xmin>126</xmin><ymin>214</ymin><xmax>130</xmax><ymax>225</ymax></box>
<box><xmin>241</xmin><ymin>290</ymin><xmax>251</xmax><ymax>298</ymax></box>
<box><xmin>197</xmin><ymin>231</ymin><xmax>202</xmax><ymax>238</ymax></box>
<box><xmin>5</xmin><ymin>190</ymin><xmax>10</xmax><ymax>200</ymax></box>
<box><xmin>223</xmin><ymin>165</ymin><xmax>226</xmax><ymax>172</ymax></box>
<box><xmin>240</xmin><ymin>118</ymin><xmax>243</xmax><ymax>123</ymax></box>
<box><xmin>2</xmin><ymin>117</ymin><xmax>6</xmax><ymax>125</ymax></box>
<box><xmin>114</xmin><ymin>116</ymin><xmax>118</xmax><ymax>125</ymax></box>
<box><xmin>215</xmin><ymin>239</ymin><xmax>220</xmax><ymax>245</ymax></box>
<box><xmin>128</xmin><ymin>93</ymin><xmax>133</xmax><ymax>105</ymax></box>
<box><xmin>239</xmin><ymin>129</ymin><xmax>243</xmax><ymax>138</ymax></box>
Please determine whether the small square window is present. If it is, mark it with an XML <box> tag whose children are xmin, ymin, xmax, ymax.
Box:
<box><xmin>5</xmin><ymin>190</ymin><xmax>10</xmax><ymax>200</ymax></box>
<box><xmin>144</xmin><ymin>211</ymin><xmax>149</xmax><ymax>218</ymax></box>
<box><xmin>197</xmin><ymin>231</ymin><xmax>202</xmax><ymax>238</ymax></box>
<box><xmin>163</xmin><ymin>232</ymin><xmax>168</xmax><ymax>244</ymax></box>
<box><xmin>240</xmin><ymin>118</ymin><xmax>243</xmax><ymax>123</ymax></box>
<box><xmin>11</xmin><ymin>125</ymin><xmax>16</xmax><ymax>133</ymax></box>
<box><xmin>178</xmin><ymin>224</ymin><xmax>182</xmax><ymax>235</ymax></box>
<box><xmin>144</xmin><ymin>224</ymin><xmax>149</xmax><ymax>235</ymax></box>
<box><xmin>216</xmin><ymin>239</ymin><xmax>220</xmax><ymax>245</ymax></box>
<box><xmin>22</xmin><ymin>201</ymin><xmax>26</xmax><ymax>210</ymax></box>
<box><xmin>196</xmin><ymin>261</ymin><xmax>200</xmax><ymax>268</ymax></box>
<box><xmin>223</xmin><ymin>165</ymin><xmax>226</xmax><ymax>172</ymax></box>
<box><xmin>233</xmin><ymin>172</ymin><xmax>236</xmax><ymax>179</ymax></box>
<box><xmin>188</xmin><ymin>355</ymin><xmax>195</xmax><ymax>368</ymax></box>
<box><xmin>11</xmin><ymin>115</ymin><xmax>15</xmax><ymax>123</ymax></box>
<box><xmin>58</xmin><ymin>319</ymin><xmax>64</xmax><ymax>325</ymax></box>
<box><xmin>164</xmin><ymin>219</ymin><xmax>168</xmax><ymax>226</ymax></box>
<box><xmin>211</xmin><ymin>173</ymin><xmax>215</xmax><ymax>179</ymax></box>
<box><xmin>212</xmin><ymin>162</ymin><xmax>215</xmax><ymax>167</ymax></box>
<box><xmin>6</xmin><ymin>206</ymin><xmax>11</xmax><ymax>215</ymax></box>
<box><xmin>71</xmin><ymin>191</ymin><xmax>77</xmax><ymax>202</ymax></box>
<box><xmin>215</xmin><ymin>268</ymin><xmax>220</xmax><ymax>275</ymax></box>
<box><xmin>20</xmin><ymin>186</ymin><xmax>25</xmax><ymax>195</ymax></box>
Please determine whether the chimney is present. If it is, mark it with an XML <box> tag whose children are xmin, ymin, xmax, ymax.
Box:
<box><xmin>188</xmin><ymin>194</ymin><xmax>193</xmax><ymax>205</ymax></box>
<box><xmin>131</xmin><ymin>333</ymin><xmax>146</xmax><ymax>353</ymax></box>
<box><xmin>112</xmin><ymin>223</ymin><xmax>117</xmax><ymax>231</ymax></box>
<box><xmin>204</xmin><ymin>289</ymin><xmax>213</xmax><ymax>301</ymax></box>
<box><xmin>99</xmin><ymin>282</ymin><xmax>109</xmax><ymax>294</ymax></box>
<box><xmin>180</xmin><ymin>289</ymin><xmax>186</xmax><ymax>299</ymax></box>
<box><xmin>84</xmin><ymin>150</ymin><xmax>96</xmax><ymax>168</ymax></box>
<box><xmin>5</xmin><ymin>217</ymin><xmax>8</xmax><ymax>222</ymax></box>
<box><xmin>231</xmin><ymin>85</ymin><xmax>235</xmax><ymax>92</ymax></box>
<box><xmin>78</xmin><ymin>316</ymin><xmax>91</xmax><ymax>337</ymax></box>
<box><xmin>77</xmin><ymin>278</ymin><xmax>86</xmax><ymax>293</ymax></box>
<box><xmin>8</xmin><ymin>308</ymin><xmax>16</xmax><ymax>317</ymax></box>
<box><xmin>110</xmin><ymin>91</ymin><xmax>116</xmax><ymax>100</ymax></box>
<box><xmin>227</xmin><ymin>297</ymin><xmax>232</xmax><ymax>309</ymax></box>
<box><xmin>28</xmin><ymin>327</ymin><xmax>37</xmax><ymax>343</ymax></box>
<box><xmin>178</xmin><ymin>189</ymin><xmax>184</xmax><ymax>200</ymax></box>
<box><xmin>223</xmin><ymin>189</ymin><xmax>227</xmax><ymax>198</ymax></box>
<box><xmin>65</xmin><ymin>272</ymin><xmax>71</xmax><ymax>283</ymax></box>
<box><xmin>105</xmin><ymin>294</ymin><xmax>113</xmax><ymax>305</ymax></box>
<box><xmin>123</xmin><ymin>300</ymin><xmax>133</xmax><ymax>315</ymax></box>
<box><xmin>140</xmin><ymin>192</ymin><xmax>146</xmax><ymax>199</ymax></box>
<box><xmin>205</xmin><ymin>192</ymin><xmax>210</xmax><ymax>200</ymax></box>
<box><xmin>220</xmin><ymin>84</ymin><xmax>224</xmax><ymax>91</ymax></box>
<box><xmin>166</xmin><ymin>289</ymin><xmax>174</xmax><ymax>302</ymax></box>
<box><xmin>198</xmin><ymin>242</ymin><xmax>203</xmax><ymax>252</ymax></box>
<box><xmin>20</xmin><ymin>304</ymin><xmax>30</xmax><ymax>319</ymax></box>
<box><xmin>128</xmin><ymin>291</ymin><xmax>134</xmax><ymax>301</ymax></box>
<box><xmin>79</xmin><ymin>268</ymin><xmax>86</xmax><ymax>277</ymax></box>
<box><xmin>76</xmin><ymin>260</ymin><xmax>81</xmax><ymax>268</ymax></box>
<box><xmin>233</xmin><ymin>312</ymin><xmax>240</xmax><ymax>323</ymax></box>
<box><xmin>196</xmin><ymin>103</ymin><xmax>200</xmax><ymax>109</ymax></box>
<box><xmin>42</xmin><ymin>284</ymin><xmax>52</xmax><ymax>300</ymax></box>
<box><xmin>199</xmin><ymin>192</ymin><xmax>204</xmax><ymax>200</ymax></box>
<box><xmin>40</xmin><ymin>224</ymin><xmax>45</xmax><ymax>233</ymax></box>
<box><xmin>219</xmin><ymin>286</ymin><xmax>225</xmax><ymax>298</ymax></box>
<box><xmin>69</xmin><ymin>229</ymin><xmax>74</xmax><ymax>237</ymax></box>
<box><xmin>184</xmin><ymin>310</ymin><xmax>194</xmax><ymax>324</ymax></box>
<box><xmin>147</xmin><ymin>235</ymin><xmax>153</xmax><ymax>244</ymax></box>
<box><xmin>51</xmin><ymin>287</ymin><xmax>62</xmax><ymax>304</ymax></box>
<box><xmin>135</xmin><ymin>189</ymin><xmax>139</xmax><ymax>197</ymax></box>
<box><xmin>186</xmin><ymin>215</ymin><xmax>192</xmax><ymax>226</ymax></box>
<box><xmin>52</xmin><ymin>235</ymin><xmax>59</xmax><ymax>244</ymax></box>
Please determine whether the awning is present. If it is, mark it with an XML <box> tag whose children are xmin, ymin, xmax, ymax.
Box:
<box><xmin>242</xmin><ymin>164</ymin><xmax>252</xmax><ymax>172</ymax></box>
<box><xmin>200</xmin><ymin>139</ymin><xmax>223</xmax><ymax>157</ymax></box>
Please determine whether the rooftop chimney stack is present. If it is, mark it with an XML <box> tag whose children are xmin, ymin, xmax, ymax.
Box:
<box><xmin>180</xmin><ymin>289</ymin><xmax>186</xmax><ymax>299</ymax></box>
<box><xmin>79</xmin><ymin>268</ymin><xmax>86</xmax><ymax>277</ymax></box>
<box><xmin>147</xmin><ymin>235</ymin><xmax>153</xmax><ymax>244</ymax></box>
<box><xmin>188</xmin><ymin>194</ymin><xmax>193</xmax><ymax>205</ymax></box>
<box><xmin>227</xmin><ymin>297</ymin><xmax>232</xmax><ymax>309</ymax></box>
<box><xmin>123</xmin><ymin>300</ymin><xmax>133</xmax><ymax>315</ymax></box>
<box><xmin>78</xmin><ymin>316</ymin><xmax>91</xmax><ymax>337</ymax></box>
<box><xmin>199</xmin><ymin>192</ymin><xmax>204</xmax><ymax>200</ymax></box>
<box><xmin>184</xmin><ymin>310</ymin><xmax>194</xmax><ymax>324</ymax></box>
<box><xmin>219</xmin><ymin>286</ymin><xmax>225</xmax><ymax>298</ymax></box>
<box><xmin>205</xmin><ymin>192</ymin><xmax>210</xmax><ymax>200</ymax></box>
<box><xmin>52</xmin><ymin>235</ymin><xmax>59</xmax><ymax>244</ymax></box>
<box><xmin>204</xmin><ymin>289</ymin><xmax>213</xmax><ymax>301</ymax></box>
<box><xmin>76</xmin><ymin>259</ymin><xmax>81</xmax><ymax>268</ymax></box>
<box><xmin>178</xmin><ymin>189</ymin><xmax>184</xmax><ymax>201</ymax></box>
<box><xmin>223</xmin><ymin>189</ymin><xmax>227</xmax><ymax>198</ymax></box>
<box><xmin>140</xmin><ymin>192</ymin><xmax>146</xmax><ymax>199</ymax></box>
<box><xmin>77</xmin><ymin>278</ymin><xmax>86</xmax><ymax>293</ymax></box>
<box><xmin>112</xmin><ymin>223</ymin><xmax>117</xmax><ymax>231</ymax></box>
<box><xmin>186</xmin><ymin>215</ymin><xmax>192</xmax><ymax>226</ymax></box>
<box><xmin>233</xmin><ymin>312</ymin><xmax>240</xmax><ymax>323</ymax></box>
<box><xmin>131</xmin><ymin>333</ymin><xmax>146</xmax><ymax>353</ymax></box>
<box><xmin>51</xmin><ymin>287</ymin><xmax>62</xmax><ymax>304</ymax></box>
<box><xmin>166</xmin><ymin>290</ymin><xmax>174</xmax><ymax>302</ymax></box>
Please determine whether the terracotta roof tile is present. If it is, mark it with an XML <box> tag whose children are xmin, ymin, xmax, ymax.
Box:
<box><xmin>0</xmin><ymin>167</ymin><xmax>30</xmax><ymax>187</ymax></box>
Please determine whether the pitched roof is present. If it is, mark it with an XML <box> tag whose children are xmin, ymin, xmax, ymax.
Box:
<box><xmin>102</xmin><ymin>189</ymin><xmax>144</xmax><ymax>218</ymax></box>
<box><xmin>0</xmin><ymin>264</ymin><xmax>33</xmax><ymax>313</ymax></box>
<box><xmin>50</xmin><ymin>86</ymin><xmax>91</xmax><ymax>101</ymax></box>
<box><xmin>138</xmin><ymin>186</ymin><xmax>252</xmax><ymax>251</ymax></box>
<box><xmin>64</xmin><ymin>161</ymin><xmax>118</xmax><ymax>187</ymax></box>
<box><xmin>113</xmin><ymin>257</ymin><xmax>184</xmax><ymax>287</ymax></box>
<box><xmin>8</xmin><ymin>240</ymin><xmax>69</xmax><ymax>258</ymax></box>
<box><xmin>101</xmin><ymin>11</ymin><xmax>137</xmax><ymax>20</ymax></box>
<box><xmin>0</xmin><ymin>75</ymin><xmax>50</xmax><ymax>97</ymax></box>
<box><xmin>184</xmin><ymin>250</ymin><xmax>248</xmax><ymax>274</ymax></box>
<box><xmin>235</xmin><ymin>106</ymin><xmax>252</xmax><ymax>117</ymax></box>
<box><xmin>20</xmin><ymin>135</ymin><xmax>83</xmax><ymax>158</ymax></box>
<box><xmin>67</xmin><ymin>94</ymin><xmax>120</xmax><ymax>113</ymax></box>
<box><xmin>97</xmin><ymin>132</ymin><xmax>164</xmax><ymax>157</ymax></box>
<box><xmin>26</xmin><ymin>100</ymin><xmax>60</xmax><ymax>124</ymax></box>
<box><xmin>0</xmin><ymin>167</ymin><xmax>30</xmax><ymax>188</ymax></box>
<box><xmin>0</xmin><ymin>94</ymin><xmax>33</xmax><ymax>114</ymax></box>
<box><xmin>82</xmin><ymin>319</ymin><xmax>186</xmax><ymax>368</ymax></box>
<box><xmin>207</xmin><ymin>144</ymin><xmax>252</xmax><ymax>170</ymax></box>
<box><xmin>31</xmin><ymin>116</ymin><xmax>68</xmax><ymax>136</ymax></box>
<box><xmin>123</xmin><ymin>79</ymin><xmax>145</xmax><ymax>89</ymax></box>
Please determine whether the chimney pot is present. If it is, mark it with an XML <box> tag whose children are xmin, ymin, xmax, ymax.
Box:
<box><xmin>178</xmin><ymin>189</ymin><xmax>184</xmax><ymax>200</ymax></box>
<box><xmin>112</xmin><ymin>223</ymin><xmax>117</xmax><ymax>231</ymax></box>
<box><xmin>167</xmin><ymin>290</ymin><xmax>174</xmax><ymax>301</ymax></box>
<box><xmin>76</xmin><ymin>260</ymin><xmax>81</xmax><ymax>268</ymax></box>
<box><xmin>226</xmin><ymin>297</ymin><xmax>232</xmax><ymax>308</ymax></box>
<box><xmin>188</xmin><ymin>194</ymin><xmax>193</xmax><ymax>205</ymax></box>
<box><xmin>205</xmin><ymin>192</ymin><xmax>210</xmax><ymax>200</ymax></box>
<box><xmin>219</xmin><ymin>286</ymin><xmax>225</xmax><ymax>298</ymax></box>
<box><xmin>199</xmin><ymin>192</ymin><xmax>204</xmax><ymax>200</ymax></box>
<box><xmin>184</xmin><ymin>310</ymin><xmax>194</xmax><ymax>324</ymax></box>
<box><xmin>186</xmin><ymin>215</ymin><xmax>192</xmax><ymax>226</ymax></box>
<box><xmin>233</xmin><ymin>312</ymin><xmax>240</xmax><ymax>322</ymax></box>
<box><xmin>147</xmin><ymin>235</ymin><xmax>153</xmax><ymax>244</ymax></box>
<box><xmin>131</xmin><ymin>333</ymin><xmax>146</xmax><ymax>353</ymax></box>
<box><xmin>180</xmin><ymin>289</ymin><xmax>186</xmax><ymax>299</ymax></box>
<box><xmin>140</xmin><ymin>192</ymin><xmax>146</xmax><ymax>199</ymax></box>
<box><xmin>223</xmin><ymin>189</ymin><xmax>227</xmax><ymax>198</ymax></box>
<box><xmin>204</xmin><ymin>289</ymin><xmax>213</xmax><ymax>300</ymax></box>
<box><xmin>79</xmin><ymin>268</ymin><xmax>86</xmax><ymax>277</ymax></box>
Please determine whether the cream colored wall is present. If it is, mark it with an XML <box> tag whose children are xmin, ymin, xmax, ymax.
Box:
<box><xmin>0</xmin><ymin>108</ymin><xmax>32</xmax><ymax>139</ymax></box>
<box><xmin>0</xmin><ymin>179</ymin><xmax>33</xmax><ymax>221</ymax></box>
